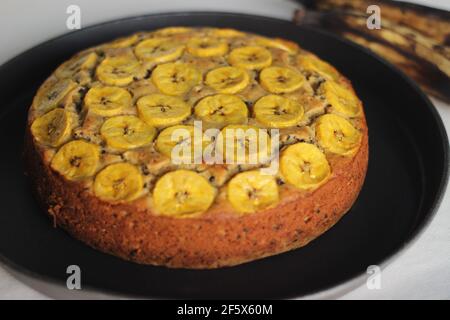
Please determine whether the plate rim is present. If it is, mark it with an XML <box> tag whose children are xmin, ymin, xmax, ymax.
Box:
<box><xmin>0</xmin><ymin>11</ymin><xmax>448</xmax><ymax>299</ymax></box>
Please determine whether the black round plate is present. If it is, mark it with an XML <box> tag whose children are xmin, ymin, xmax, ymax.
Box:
<box><xmin>0</xmin><ymin>13</ymin><xmax>448</xmax><ymax>299</ymax></box>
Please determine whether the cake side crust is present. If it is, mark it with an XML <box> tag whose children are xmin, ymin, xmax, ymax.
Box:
<box><xmin>25</xmin><ymin>119</ymin><xmax>368</xmax><ymax>268</ymax></box>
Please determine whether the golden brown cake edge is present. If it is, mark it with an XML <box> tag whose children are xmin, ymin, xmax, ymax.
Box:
<box><xmin>24</xmin><ymin>118</ymin><xmax>368</xmax><ymax>269</ymax></box>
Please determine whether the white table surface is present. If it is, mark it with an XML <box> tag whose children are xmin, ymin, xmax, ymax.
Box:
<box><xmin>0</xmin><ymin>0</ymin><xmax>449</xmax><ymax>300</ymax></box>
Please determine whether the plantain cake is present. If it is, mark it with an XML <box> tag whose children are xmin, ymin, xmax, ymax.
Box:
<box><xmin>25</xmin><ymin>27</ymin><xmax>368</xmax><ymax>269</ymax></box>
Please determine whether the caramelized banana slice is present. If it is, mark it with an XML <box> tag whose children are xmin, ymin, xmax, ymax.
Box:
<box><xmin>155</xmin><ymin>27</ymin><xmax>192</xmax><ymax>36</ymax></box>
<box><xmin>155</xmin><ymin>125</ymin><xmax>203</xmax><ymax>163</ymax></box>
<box><xmin>151</xmin><ymin>62</ymin><xmax>201</xmax><ymax>96</ymax></box>
<box><xmin>84</xmin><ymin>86</ymin><xmax>132</xmax><ymax>117</ymax></box>
<box><xmin>212</xmin><ymin>28</ymin><xmax>245</xmax><ymax>38</ymax></box>
<box><xmin>194</xmin><ymin>94</ymin><xmax>248</xmax><ymax>128</ymax></box>
<box><xmin>96</xmin><ymin>55</ymin><xmax>143</xmax><ymax>86</ymax></box>
<box><xmin>254</xmin><ymin>95</ymin><xmax>304</xmax><ymax>128</ymax></box>
<box><xmin>297</xmin><ymin>54</ymin><xmax>340</xmax><ymax>81</ymax></box>
<box><xmin>100</xmin><ymin>115</ymin><xmax>157</xmax><ymax>150</ymax></box>
<box><xmin>205</xmin><ymin>66</ymin><xmax>250</xmax><ymax>94</ymax></box>
<box><xmin>187</xmin><ymin>37</ymin><xmax>228</xmax><ymax>57</ymax></box>
<box><xmin>135</xmin><ymin>38</ymin><xmax>185</xmax><ymax>63</ymax></box>
<box><xmin>51</xmin><ymin>140</ymin><xmax>100</xmax><ymax>180</ymax></box>
<box><xmin>55</xmin><ymin>52</ymin><xmax>98</xmax><ymax>79</ymax></box>
<box><xmin>31</xmin><ymin>108</ymin><xmax>74</xmax><ymax>147</ymax></box>
<box><xmin>255</xmin><ymin>37</ymin><xmax>299</xmax><ymax>53</ymax></box>
<box><xmin>94</xmin><ymin>162</ymin><xmax>143</xmax><ymax>202</ymax></box>
<box><xmin>228</xmin><ymin>46</ymin><xmax>272</xmax><ymax>70</ymax></box>
<box><xmin>216</xmin><ymin>124</ymin><xmax>272</xmax><ymax>164</ymax></box>
<box><xmin>320</xmin><ymin>81</ymin><xmax>362</xmax><ymax>117</ymax></box>
<box><xmin>34</xmin><ymin>79</ymin><xmax>78</xmax><ymax>113</ymax></box>
<box><xmin>108</xmin><ymin>34</ymin><xmax>140</xmax><ymax>48</ymax></box>
<box><xmin>315</xmin><ymin>114</ymin><xmax>362</xmax><ymax>156</ymax></box>
<box><xmin>227</xmin><ymin>170</ymin><xmax>279</xmax><ymax>213</ymax></box>
<box><xmin>153</xmin><ymin>169</ymin><xmax>216</xmax><ymax>216</ymax></box>
<box><xmin>280</xmin><ymin>142</ymin><xmax>331</xmax><ymax>190</ymax></box>
<box><xmin>260</xmin><ymin>66</ymin><xmax>305</xmax><ymax>93</ymax></box>
<box><xmin>137</xmin><ymin>93</ymin><xmax>191</xmax><ymax>127</ymax></box>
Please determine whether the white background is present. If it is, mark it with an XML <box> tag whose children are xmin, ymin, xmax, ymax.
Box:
<box><xmin>0</xmin><ymin>0</ymin><xmax>449</xmax><ymax>299</ymax></box>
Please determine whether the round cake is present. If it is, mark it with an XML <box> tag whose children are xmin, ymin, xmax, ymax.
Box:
<box><xmin>25</xmin><ymin>27</ymin><xmax>368</xmax><ymax>269</ymax></box>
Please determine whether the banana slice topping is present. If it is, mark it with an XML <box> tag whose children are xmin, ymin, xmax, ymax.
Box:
<box><xmin>84</xmin><ymin>86</ymin><xmax>132</xmax><ymax>117</ymax></box>
<box><xmin>315</xmin><ymin>114</ymin><xmax>362</xmax><ymax>156</ymax></box>
<box><xmin>31</xmin><ymin>108</ymin><xmax>74</xmax><ymax>147</ymax></box>
<box><xmin>94</xmin><ymin>162</ymin><xmax>143</xmax><ymax>202</ymax></box>
<box><xmin>100</xmin><ymin>115</ymin><xmax>157</xmax><ymax>151</ymax></box>
<box><xmin>194</xmin><ymin>94</ymin><xmax>248</xmax><ymax>128</ymax></box>
<box><xmin>212</xmin><ymin>28</ymin><xmax>245</xmax><ymax>38</ymax></box>
<box><xmin>280</xmin><ymin>142</ymin><xmax>331</xmax><ymax>190</ymax></box>
<box><xmin>29</xmin><ymin>27</ymin><xmax>367</xmax><ymax>218</ymax></box>
<box><xmin>96</xmin><ymin>55</ymin><xmax>143</xmax><ymax>86</ymax></box>
<box><xmin>137</xmin><ymin>93</ymin><xmax>191</xmax><ymax>128</ymax></box>
<box><xmin>205</xmin><ymin>66</ymin><xmax>250</xmax><ymax>94</ymax></box>
<box><xmin>320</xmin><ymin>81</ymin><xmax>362</xmax><ymax>117</ymax></box>
<box><xmin>227</xmin><ymin>170</ymin><xmax>279</xmax><ymax>213</ymax></box>
<box><xmin>254</xmin><ymin>95</ymin><xmax>304</xmax><ymax>128</ymax></box>
<box><xmin>260</xmin><ymin>66</ymin><xmax>305</xmax><ymax>93</ymax></box>
<box><xmin>34</xmin><ymin>79</ymin><xmax>78</xmax><ymax>114</ymax></box>
<box><xmin>155</xmin><ymin>27</ymin><xmax>192</xmax><ymax>36</ymax></box>
<box><xmin>297</xmin><ymin>54</ymin><xmax>340</xmax><ymax>81</ymax></box>
<box><xmin>187</xmin><ymin>37</ymin><xmax>228</xmax><ymax>57</ymax></box>
<box><xmin>51</xmin><ymin>140</ymin><xmax>100</xmax><ymax>180</ymax></box>
<box><xmin>135</xmin><ymin>38</ymin><xmax>185</xmax><ymax>63</ymax></box>
<box><xmin>151</xmin><ymin>62</ymin><xmax>201</xmax><ymax>96</ymax></box>
<box><xmin>228</xmin><ymin>46</ymin><xmax>272</xmax><ymax>70</ymax></box>
<box><xmin>155</xmin><ymin>125</ymin><xmax>203</xmax><ymax>163</ymax></box>
<box><xmin>216</xmin><ymin>124</ymin><xmax>272</xmax><ymax>164</ymax></box>
<box><xmin>254</xmin><ymin>37</ymin><xmax>299</xmax><ymax>53</ymax></box>
<box><xmin>107</xmin><ymin>34</ymin><xmax>140</xmax><ymax>48</ymax></box>
<box><xmin>55</xmin><ymin>52</ymin><xmax>98</xmax><ymax>79</ymax></box>
<box><xmin>153</xmin><ymin>169</ymin><xmax>216</xmax><ymax>216</ymax></box>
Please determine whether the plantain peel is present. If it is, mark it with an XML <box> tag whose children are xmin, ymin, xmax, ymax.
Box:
<box><xmin>294</xmin><ymin>0</ymin><xmax>450</xmax><ymax>102</ymax></box>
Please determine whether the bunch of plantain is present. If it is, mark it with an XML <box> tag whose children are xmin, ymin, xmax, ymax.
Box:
<box><xmin>293</xmin><ymin>0</ymin><xmax>450</xmax><ymax>102</ymax></box>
